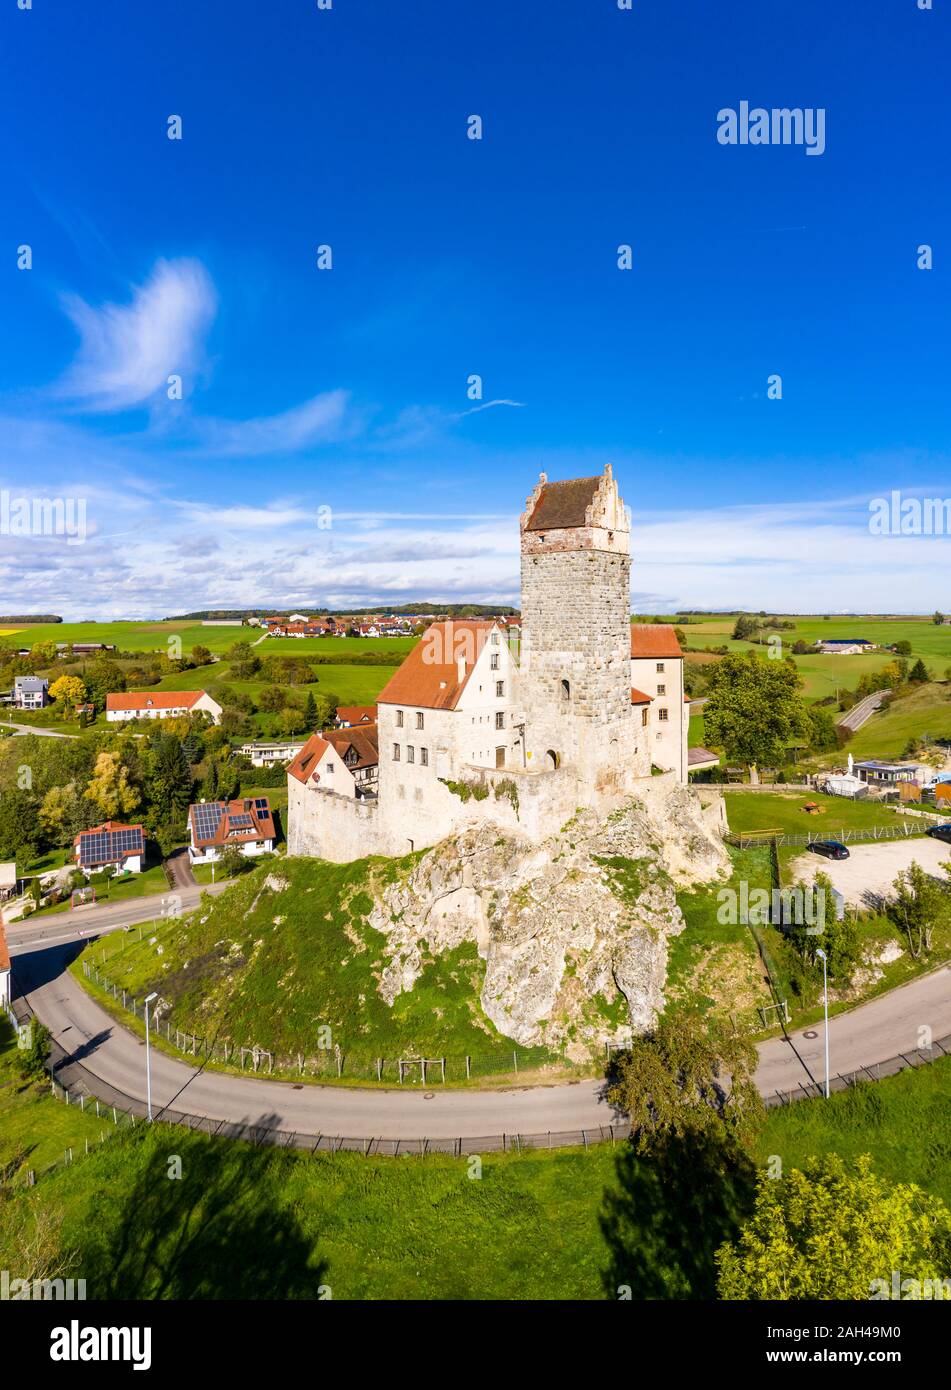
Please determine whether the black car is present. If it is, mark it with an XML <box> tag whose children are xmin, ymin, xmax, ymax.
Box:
<box><xmin>807</xmin><ymin>840</ymin><xmax>850</xmax><ymax>860</ymax></box>
<box><xmin>927</xmin><ymin>824</ymin><xmax>951</xmax><ymax>845</ymax></box>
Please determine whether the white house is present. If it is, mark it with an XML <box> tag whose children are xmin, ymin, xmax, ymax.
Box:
<box><xmin>14</xmin><ymin>676</ymin><xmax>49</xmax><ymax>710</ymax></box>
<box><xmin>74</xmin><ymin>822</ymin><xmax>145</xmax><ymax>876</ymax></box>
<box><xmin>187</xmin><ymin>796</ymin><xmax>276</xmax><ymax>863</ymax></box>
<box><xmin>238</xmin><ymin>740</ymin><xmax>306</xmax><ymax>768</ymax></box>
<box><xmin>288</xmin><ymin>725</ymin><xmax>379</xmax><ymax>800</ymax></box>
<box><xmin>106</xmin><ymin>690</ymin><xmax>223</xmax><ymax>724</ymax></box>
<box><xmin>630</xmin><ymin>625</ymin><xmax>691</xmax><ymax>781</ymax></box>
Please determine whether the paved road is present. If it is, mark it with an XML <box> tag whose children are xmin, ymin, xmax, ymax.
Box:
<box><xmin>9</xmin><ymin>924</ymin><xmax>951</xmax><ymax>1140</ymax></box>
<box><xmin>0</xmin><ymin>719</ymin><xmax>76</xmax><ymax>738</ymax></box>
<box><xmin>836</xmin><ymin>691</ymin><xmax>887</xmax><ymax>732</ymax></box>
<box><xmin>5</xmin><ymin>883</ymin><xmax>228</xmax><ymax>954</ymax></box>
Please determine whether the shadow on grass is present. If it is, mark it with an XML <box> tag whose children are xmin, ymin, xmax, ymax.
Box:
<box><xmin>77</xmin><ymin>1115</ymin><xmax>327</xmax><ymax>1299</ymax></box>
<box><xmin>599</xmin><ymin>1127</ymin><xmax>757</xmax><ymax>1300</ymax></box>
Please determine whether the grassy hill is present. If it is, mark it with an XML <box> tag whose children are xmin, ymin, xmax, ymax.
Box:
<box><xmin>842</xmin><ymin>682</ymin><xmax>951</xmax><ymax>761</ymax></box>
<box><xmin>73</xmin><ymin>857</ymin><xmax>539</xmax><ymax>1072</ymax></box>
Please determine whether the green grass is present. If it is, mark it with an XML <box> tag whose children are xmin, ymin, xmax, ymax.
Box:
<box><xmin>7</xmin><ymin>620</ymin><xmax>252</xmax><ymax>655</ymax></box>
<box><xmin>722</xmin><ymin>789</ymin><xmax>923</xmax><ymax>839</ymax></box>
<box><xmin>3</xmin><ymin>1041</ymin><xmax>950</xmax><ymax>1299</ymax></box>
<box><xmin>32</xmin><ymin>862</ymin><xmax>170</xmax><ymax>917</ymax></box>
<box><xmin>69</xmin><ymin>857</ymin><xmax>542</xmax><ymax>1070</ymax></box>
<box><xmin>0</xmin><ymin>1019</ymin><xmax>120</xmax><ymax>1181</ymax></box>
<box><xmin>667</xmin><ymin>847</ymin><xmax>771</xmax><ymax>1027</ymax></box>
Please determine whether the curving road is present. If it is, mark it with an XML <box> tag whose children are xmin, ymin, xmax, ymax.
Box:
<box><xmin>7</xmin><ymin>900</ymin><xmax>951</xmax><ymax>1142</ymax></box>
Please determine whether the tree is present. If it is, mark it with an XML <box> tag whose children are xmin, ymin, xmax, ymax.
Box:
<box><xmin>608</xmin><ymin>1012</ymin><xmax>764</xmax><ymax>1155</ymax></box>
<box><xmin>894</xmin><ymin>639</ymin><xmax>913</xmax><ymax>657</ymax></box>
<box><xmin>83</xmin><ymin>659</ymin><xmax>126</xmax><ymax>711</ymax></box>
<box><xmin>258</xmin><ymin>685</ymin><xmax>287</xmax><ymax>712</ymax></box>
<box><xmin>190</xmin><ymin>644</ymin><xmax>213</xmax><ymax>667</ymax></box>
<box><xmin>717</xmin><ymin>1154</ymin><xmax>951</xmax><ymax>1300</ymax></box>
<box><xmin>303</xmin><ymin>691</ymin><xmax>318</xmax><ymax>728</ymax></box>
<box><xmin>47</xmin><ymin>674</ymin><xmax>86</xmax><ymax>718</ymax></box>
<box><xmin>933</xmin><ymin>611</ymin><xmax>945</xmax><ymax>626</ymax></box>
<box><xmin>703</xmin><ymin>651</ymin><xmax>811</xmax><ymax>768</ymax></box>
<box><xmin>888</xmin><ymin>860</ymin><xmax>947</xmax><ymax>959</ymax></box>
<box><xmin>146</xmin><ymin>732</ymin><xmax>193</xmax><ymax>830</ymax></box>
<box><xmin>0</xmin><ymin>787</ymin><xmax>41</xmax><ymax>870</ymax></box>
<box><xmin>910</xmin><ymin>658</ymin><xmax>930</xmax><ymax>683</ymax></box>
<box><xmin>39</xmin><ymin>782</ymin><xmax>90</xmax><ymax>847</ymax></box>
<box><xmin>84</xmin><ymin>752</ymin><xmax>141</xmax><ymax>820</ymax></box>
<box><xmin>19</xmin><ymin>1020</ymin><xmax>52</xmax><ymax>1081</ymax></box>
<box><xmin>731</xmin><ymin>615</ymin><xmax>759</xmax><ymax>641</ymax></box>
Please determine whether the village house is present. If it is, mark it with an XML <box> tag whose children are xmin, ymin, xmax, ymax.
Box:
<box><xmin>187</xmin><ymin>797</ymin><xmax>276</xmax><ymax>864</ymax></box>
<box><xmin>817</xmin><ymin>638</ymin><xmax>876</xmax><ymax>655</ymax></box>
<box><xmin>333</xmin><ymin>705</ymin><xmax>376</xmax><ymax>728</ymax></box>
<box><xmin>238</xmin><ymin>739</ymin><xmax>306</xmax><ymax>768</ymax></box>
<box><xmin>74</xmin><ymin>822</ymin><xmax>145</xmax><ymax>876</ymax></box>
<box><xmin>106</xmin><ymin>690</ymin><xmax>223</xmax><ymax>724</ymax></box>
<box><xmin>630</xmin><ymin>624</ymin><xmax>691</xmax><ymax>782</ymax></box>
<box><xmin>13</xmin><ymin>676</ymin><xmax>49</xmax><ymax>710</ymax></box>
<box><xmin>288</xmin><ymin>724</ymin><xmax>379</xmax><ymax>801</ymax></box>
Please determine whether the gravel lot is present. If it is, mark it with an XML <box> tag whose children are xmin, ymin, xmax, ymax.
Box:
<box><xmin>789</xmin><ymin>836</ymin><xmax>951</xmax><ymax>909</ymax></box>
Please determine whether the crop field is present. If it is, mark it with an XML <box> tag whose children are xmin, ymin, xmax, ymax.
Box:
<box><xmin>684</xmin><ymin>614</ymin><xmax>951</xmax><ymax>699</ymax></box>
<box><xmin>7</xmin><ymin>620</ymin><xmax>250</xmax><ymax>655</ymax></box>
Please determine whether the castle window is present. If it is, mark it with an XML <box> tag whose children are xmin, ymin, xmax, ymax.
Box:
<box><xmin>656</xmin><ymin>663</ymin><xmax>665</xmax><ymax>674</ymax></box>
<box><xmin>641</xmin><ymin>708</ymin><xmax>649</xmax><ymax>727</ymax></box>
<box><xmin>396</xmin><ymin>710</ymin><xmax>404</xmax><ymax>728</ymax></box>
<box><xmin>393</xmin><ymin>744</ymin><xmax>401</xmax><ymax>760</ymax></box>
<box><xmin>561</xmin><ymin>679</ymin><xmax>570</xmax><ymax>700</ymax></box>
<box><xmin>657</xmin><ymin>684</ymin><xmax>666</xmax><ymax>696</ymax></box>
<box><xmin>495</xmin><ymin>680</ymin><xmax>504</xmax><ymax>697</ymax></box>
<box><xmin>490</xmin><ymin>654</ymin><xmax>499</xmax><ymax>670</ymax></box>
<box><xmin>420</xmin><ymin>747</ymin><xmax>429</xmax><ymax>766</ymax></box>
<box><xmin>658</xmin><ymin>708</ymin><xmax>669</xmax><ymax>722</ymax></box>
<box><xmin>495</xmin><ymin>711</ymin><xmax>505</xmax><ymax>730</ymax></box>
<box><xmin>491</xmin><ymin>631</ymin><xmax>499</xmax><ymax>645</ymax></box>
<box><xmin>416</xmin><ymin>711</ymin><xmax>424</xmax><ymax>730</ymax></box>
<box><xmin>407</xmin><ymin>746</ymin><xmax>415</xmax><ymax>763</ymax></box>
<box><xmin>326</xmin><ymin>762</ymin><xmax>334</xmax><ymax>773</ymax></box>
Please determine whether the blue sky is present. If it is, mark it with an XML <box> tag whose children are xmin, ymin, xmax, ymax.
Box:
<box><xmin>1</xmin><ymin>0</ymin><xmax>949</xmax><ymax>618</ymax></box>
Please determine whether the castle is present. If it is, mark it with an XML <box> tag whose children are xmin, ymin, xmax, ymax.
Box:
<box><xmin>287</xmin><ymin>465</ymin><xmax>692</xmax><ymax>861</ymax></box>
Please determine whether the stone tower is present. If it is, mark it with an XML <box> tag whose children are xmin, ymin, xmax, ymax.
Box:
<box><xmin>519</xmin><ymin>464</ymin><xmax>641</xmax><ymax>789</ymax></box>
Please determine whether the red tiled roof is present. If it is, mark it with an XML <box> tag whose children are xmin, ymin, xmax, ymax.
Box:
<box><xmin>630</xmin><ymin>624</ymin><xmax>683</xmax><ymax>659</ymax></box>
<box><xmin>335</xmin><ymin>705</ymin><xmax>375</xmax><ymax>725</ymax></box>
<box><xmin>106</xmin><ymin>690</ymin><xmax>206</xmax><ymax>711</ymax></box>
<box><xmin>188</xmin><ymin>797</ymin><xmax>275</xmax><ymax>848</ymax></box>
<box><xmin>287</xmin><ymin>734</ymin><xmax>330</xmax><ymax>785</ymax></box>
<box><xmin>630</xmin><ymin>687</ymin><xmax>654</xmax><ymax>705</ymax></box>
<box><xmin>325</xmin><ymin>725</ymin><xmax>378</xmax><ymax>770</ymax></box>
<box><xmin>376</xmin><ymin>621</ymin><xmax>494</xmax><ymax>711</ymax></box>
<box><xmin>0</xmin><ymin>920</ymin><xmax>10</xmax><ymax>973</ymax></box>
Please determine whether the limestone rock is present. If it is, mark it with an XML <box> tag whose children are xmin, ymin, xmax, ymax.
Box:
<box><xmin>367</xmin><ymin>785</ymin><xmax>729</xmax><ymax>1053</ymax></box>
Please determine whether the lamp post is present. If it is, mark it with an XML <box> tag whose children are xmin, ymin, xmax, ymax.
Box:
<box><xmin>815</xmin><ymin>949</ymin><xmax>830</xmax><ymax>1098</ymax></box>
<box><xmin>144</xmin><ymin>991</ymin><xmax>158</xmax><ymax>1121</ymax></box>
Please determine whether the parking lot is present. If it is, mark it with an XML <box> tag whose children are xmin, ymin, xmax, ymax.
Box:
<box><xmin>789</xmin><ymin>835</ymin><xmax>951</xmax><ymax>909</ymax></box>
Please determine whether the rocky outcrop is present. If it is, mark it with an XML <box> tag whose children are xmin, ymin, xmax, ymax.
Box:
<box><xmin>367</xmin><ymin>786</ymin><xmax>729</xmax><ymax>1056</ymax></box>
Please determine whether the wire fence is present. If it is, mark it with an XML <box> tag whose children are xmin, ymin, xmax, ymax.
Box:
<box><xmin>79</xmin><ymin>942</ymin><xmax>591</xmax><ymax>1086</ymax></box>
<box><xmin>9</xmin><ymin>995</ymin><xmax>951</xmax><ymax>1162</ymax></box>
<box><xmin>725</xmin><ymin>820</ymin><xmax>932</xmax><ymax>850</ymax></box>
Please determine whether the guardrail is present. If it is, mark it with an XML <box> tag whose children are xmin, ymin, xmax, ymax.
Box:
<box><xmin>725</xmin><ymin>820</ymin><xmax>931</xmax><ymax>850</ymax></box>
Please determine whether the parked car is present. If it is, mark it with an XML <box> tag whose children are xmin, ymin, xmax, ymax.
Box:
<box><xmin>926</xmin><ymin>824</ymin><xmax>951</xmax><ymax>844</ymax></box>
<box><xmin>807</xmin><ymin>840</ymin><xmax>850</xmax><ymax>860</ymax></box>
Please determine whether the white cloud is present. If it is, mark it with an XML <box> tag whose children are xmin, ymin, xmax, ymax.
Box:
<box><xmin>56</xmin><ymin>258</ymin><xmax>217</xmax><ymax>411</ymax></box>
<box><xmin>189</xmin><ymin>389</ymin><xmax>357</xmax><ymax>457</ymax></box>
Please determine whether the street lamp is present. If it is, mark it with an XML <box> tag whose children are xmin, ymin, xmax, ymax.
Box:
<box><xmin>815</xmin><ymin>949</ymin><xmax>830</xmax><ymax>1098</ymax></box>
<box><xmin>144</xmin><ymin>991</ymin><xmax>158</xmax><ymax>1122</ymax></box>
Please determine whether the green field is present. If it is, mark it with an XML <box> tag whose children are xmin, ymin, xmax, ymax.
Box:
<box><xmin>685</xmin><ymin>615</ymin><xmax>951</xmax><ymax>700</ymax></box>
<box><xmin>3</xmin><ymin>1027</ymin><xmax>950</xmax><ymax>1299</ymax></box>
<box><xmin>6</xmin><ymin>620</ymin><xmax>251</xmax><ymax>655</ymax></box>
<box><xmin>722</xmin><ymin>789</ymin><xmax>924</xmax><ymax>839</ymax></box>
